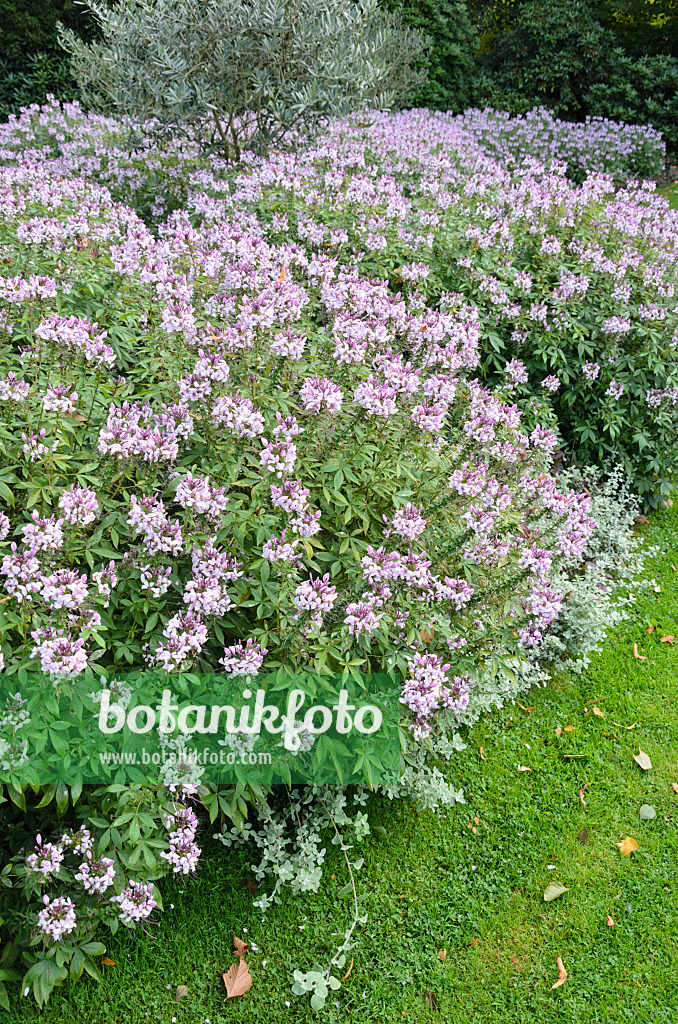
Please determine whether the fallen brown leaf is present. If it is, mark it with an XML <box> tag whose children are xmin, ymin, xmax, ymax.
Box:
<box><xmin>551</xmin><ymin>956</ymin><xmax>567</xmax><ymax>990</ymax></box>
<box><xmin>233</xmin><ymin>935</ymin><xmax>249</xmax><ymax>959</ymax></box>
<box><xmin>470</xmin><ymin>937</ymin><xmax>481</xmax><ymax>947</ymax></box>
<box><xmin>660</xmin><ymin>635</ymin><xmax>675</xmax><ymax>643</ymax></box>
<box><xmin>606</xmin><ymin>915</ymin><xmax>615</xmax><ymax>928</ymax></box>
<box><xmin>474</xmin><ymin>816</ymin><xmax>479</xmax><ymax>825</ymax></box>
<box><xmin>633</xmin><ymin>643</ymin><xmax>647</xmax><ymax>662</ymax></box>
<box><xmin>244</xmin><ymin>879</ymin><xmax>259</xmax><ymax>895</ymax></box>
<box><xmin>613</xmin><ymin>720</ymin><xmax>637</xmax><ymax>729</ymax></box>
<box><xmin>277</xmin><ymin>265</ymin><xmax>286</xmax><ymax>283</ymax></box>
<box><xmin>633</xmin><ymin>749</ymin><xmax>652</xmax><ymax>770</ymax></box>
<box><xmin>579</xmin><ymin>785</ymin><xmax>588</xmax><ymax>806</ymax></box>
<box><xmin>647</xmin><ymin>625</ymin><xmax>654</xmax><ymax>634</ymax></box>
<box><xmin>672</xmin><ymin>783</ymin><xmax>678</xmax><ymax>794</ymax></box>
<box><xmin>175</xmin><ymin>985</ymin><xmax>189</xmax><ymax>1001</ymax></box>
<box><xmin>517</xmin><ymin>765</ymin><xmax>533</xmax><ymax>772</ymax></box>
<box><xmin>518</xmin><ymin>704</ymin><xmax>536</xmax><ymax>712</ymax></box>
<box><xmin>479</xmin><ymin>746</ymin><xmax>487</xmax><ymax>760</ymax></box>
<box><xmin>564</xmin><ymin>725</ymin><xmax>575</xmax><ymax>732</ymax></box>
<box><xmin>420</xmin><ymin>628</ymin><xmax>434</xmax><ymax>643</ymax></box>
<box><xmin>102</xmin><ymin>957</ymin><xmax>116</xmax><ymax>966</ymax></box>
<box><xmin>576</xmin><ymin>827</ymin><xmax>589</xmax><ymax>845</ymax></box>
<box><xmin>616</xmin><ymin>836</ymin><xmax>639</xmax><ymax>856</ymax></box>
<box><xmin>437</xmin><ymin>949</ymin><xmax>447</xmax><ymax>962</ymax></box>
<box><xmin>592</xmin><ymin>706</ymin><xmax>605</xmax><ymax>718</ymax></box>
<box><xmin>223</xmin><ymin>960</ymin><xmax>253</xmax><ymax>999</ymax></box>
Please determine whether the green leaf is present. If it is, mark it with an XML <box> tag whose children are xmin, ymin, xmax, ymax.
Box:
<box><xmin>23</xmin><ymin>957</ymin><xmax>68</xmax><ymax>1008</ymax></box>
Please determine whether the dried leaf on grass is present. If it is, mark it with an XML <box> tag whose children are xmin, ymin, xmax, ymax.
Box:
<box><xmin>579</xmin><ymin>785</ymin><xmax>588</xmax><ymax>806</ymax></box>
<box><xmin>544</xmin><ymin>883</ymin><xmax>569</xmax><ymax>902</ymax></box>
<box><xmin>672</xmin><ymin>782</ymin><xmax>678</xmax><ymax>794</ymax></box>
<box><xmin>437</xmin><ymin>949</ymin><xmax>447</xmax><ymax>963</ymax></box>
<box><xmin>633</xmin><ymin>749</ymin><xmax>652</xmax><ymax>770</ymax></box>
<box><xmin>606</xmin><ymin>915</ymin><xmax>615</xmax><ymax>927</ymax></box>
<box><xmin>576</xmin><ymin>827</ymin><xmax>589</xmax><ymax>845</ymax></box>
<box><xmin>551</xmin><ymin>957</ymin><xmax>567</xmax><ymax>990</ymax></box>
<box><xmin>223</xmin><ymin>935</ymin><xmax>253</xmax><ymax>1000</ymax></box>
<box><xmin>517</xmin><ymin>765</ymin><xmax>533</xmax><ymax>772</ymax></box>
<box><xmin>223</xmin><ymin>960</ymin><xmax>253</xmax><ymax>999</ymax></box>
<box><xmin>616</xmin><ymin>836</ymin><xmax>639</xmax><ymax>856</ymax></box>
<box><xmin>102</xmin><ymin>957</ymin><xmax>116</xmax><ymax>966</ymax></box>
<box><xmin>564</xmin><ymin>725</ymin><xmax>575</xmax><ymax>732</ymax></box>
<box><xmin>175</xmin><ymin>985</ymin><xmax>189</xmax><ymax>1001</ymax></box>
<box><xmin>660</xmin><ymin>635</ymin><xmax>675</xmax><ymax>643</ymax></box>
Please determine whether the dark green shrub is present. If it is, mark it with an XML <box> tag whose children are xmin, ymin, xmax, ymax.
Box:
<box><xmin>0</xmin><ymin>49</ymin><xmax>79</xmax><ymax>122</ymax></box>
<box><xmin>586</xmin><ymin>51</ymin><xmax>678</xmax><ymax>150</ymax></box>
<box><xmin>600</xmin><ymin>0</ymin><xmax>678</xmax><ymax>59</ymax></box>
<box><xmin>0</xmin><ymin>0</ymin><xmax>95</xmax><ymax>59</ymax></box>
<box><xmin>380</xmin><ymin>0</ymin><xmax>479</xmax><ymax>110</ymax></box>
<box><xmin>471</xmin><ymin>0</ymin><xmax>615</xmax><ymax>119</ymax></box>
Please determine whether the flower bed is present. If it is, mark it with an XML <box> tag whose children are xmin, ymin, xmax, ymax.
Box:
<box><xmin>0</xmin><ymin>99</ymin><xmax>672</xmax><ymax>1007</ymax></box>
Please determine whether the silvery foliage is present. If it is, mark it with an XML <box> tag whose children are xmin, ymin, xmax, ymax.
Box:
<box><xmin>59</xmin><ymin>0</ymin><xmax>429</xmax><ymax>158</ymax></box>
<box><xmin>530</xmin><ymin>464</ymin><xmax>651</xmax><ymax>673</ymax></box>
<box><xmin>215</xmin><ymin>786</ymin><xmax>370</xmax><ymax>908</ymax></box>
<box><xmin>380</xmin><ymin>729</ymin><xmax>467</xmax><ymax>810</ymax></box>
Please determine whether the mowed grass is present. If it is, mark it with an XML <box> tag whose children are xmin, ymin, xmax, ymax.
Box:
<box><xmin>5</xmin><ymin>508</ymin><xmax>678</xmax><ymax>1023</ymax></box>
<box><xmin>659</xmin><ymin>183</ymin><xmax>678</xmax><ymax>210</ymax></box>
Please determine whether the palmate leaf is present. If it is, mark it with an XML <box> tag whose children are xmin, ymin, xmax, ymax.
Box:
<box><xmin>23</xmin><ymin>957</ymin><xmax>69</xmax><ymax>1009</ymax></box>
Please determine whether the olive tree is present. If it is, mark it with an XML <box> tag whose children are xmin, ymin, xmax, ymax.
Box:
<box><xmin>59</xmin><ymin>0</ymin><xmax>429</xmax><ymax>157</ymax></box>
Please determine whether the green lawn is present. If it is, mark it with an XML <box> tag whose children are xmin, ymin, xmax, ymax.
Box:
<box><xmin>6</xmin><ymin>508</ymin><xmax>678</xmax><ymax>1023</ymax></box>
<box><xmin>660</xmin><ymin>183</ymin><xmax>678</xmax><ymax>210</ymax></box>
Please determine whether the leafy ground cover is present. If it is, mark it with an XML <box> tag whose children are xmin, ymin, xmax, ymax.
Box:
<box><xmin>5</xmin><ymin>504</ymin><xmax>677</xmax><ymax>1023</ymax></box>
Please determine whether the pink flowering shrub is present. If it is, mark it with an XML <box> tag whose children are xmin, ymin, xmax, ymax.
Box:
<box><xmin>6</xmin><ymin>100</ymin><xmax>669</xmax><ymax>1006</ymax></box>
<box><xmin>186</xmin><ymin>109</ymin><xmax>675</xmax><ymax>506</ymax></box>
<box><xmin>0</xmin><ymin>152</ymin><xmax>596</xmax><ymax>737</ymax></box>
